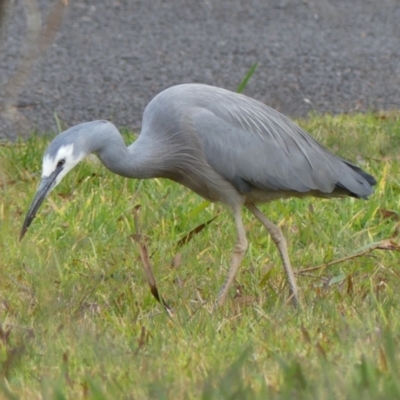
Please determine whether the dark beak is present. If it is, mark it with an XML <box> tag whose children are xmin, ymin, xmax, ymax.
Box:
<box><xmin>20</xmin><ymin>172</ymin><xmax>59</xmax><ymax>241</ymax></box>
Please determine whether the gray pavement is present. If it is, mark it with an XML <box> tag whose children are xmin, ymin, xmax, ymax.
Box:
<box><xmin>1</xmin><ymin>0</ymin><xmax>400</xmax><ymax>138</ymax></box>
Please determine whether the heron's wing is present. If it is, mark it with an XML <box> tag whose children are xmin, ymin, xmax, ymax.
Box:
<box><xmin>188</xmin><ymin>90</ymin><xmax>375</xmax><ymax>197</ymax></box>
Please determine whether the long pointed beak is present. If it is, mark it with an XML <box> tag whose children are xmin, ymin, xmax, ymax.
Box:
<box><xmin>20</xmin><ymin>173</ymin><xmax>58</xmax><ymax>241</ymax></box>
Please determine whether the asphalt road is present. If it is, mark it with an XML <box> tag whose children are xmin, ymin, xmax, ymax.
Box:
<box><xmin>1</xmin><ymin>0</ymin><xmax>400</xmax><ymax>138</ymax></box>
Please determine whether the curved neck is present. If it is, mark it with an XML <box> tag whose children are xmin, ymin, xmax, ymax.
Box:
<box><xmin>95</xmin><ymin>133</ymin><xmax>161</xmax><ymax>179</ymax></box>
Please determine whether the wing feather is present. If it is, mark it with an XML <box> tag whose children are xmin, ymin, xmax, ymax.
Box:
<box><xmin>185</xmin><ymin>85</ymin><xmax>375</xmax><ymax>198</ymax></box>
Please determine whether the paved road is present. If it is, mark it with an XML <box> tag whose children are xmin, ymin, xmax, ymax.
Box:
<box><xmin>1</xmin><ymin>0</ymin><xmax>399</xmax><ymax>137</ymax></box>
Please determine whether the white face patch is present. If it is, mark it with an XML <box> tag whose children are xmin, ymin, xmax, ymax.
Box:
<box><xmin>42</xmin><ymin>144</ymin><xmax>85</xmax><ymax>189</ymax></box>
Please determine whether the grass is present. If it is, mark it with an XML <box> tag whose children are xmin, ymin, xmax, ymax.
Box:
<box><xmin>0</xmin><ymin>112</ymin><xmax>400</xmax><ymax>399</ymax></box>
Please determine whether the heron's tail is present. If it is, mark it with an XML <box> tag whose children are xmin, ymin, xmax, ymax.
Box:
<box><xmin>334</xmin><ymin>160</ymin><xmax>376</xmax><ymax>199</ymax></box>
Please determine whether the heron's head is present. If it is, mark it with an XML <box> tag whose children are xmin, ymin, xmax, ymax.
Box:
<box><xmin>20</xmin><ymin>120</ymin><xmax>118</xmax><ymax>240</ymax></box>
<box><xmin>19</xmin><ymin>123</ymin><xmax>93</xmax><ymax>241</ymax></box>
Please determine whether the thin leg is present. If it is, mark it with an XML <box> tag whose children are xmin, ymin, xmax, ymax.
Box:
<box><xmin>246</xmin><ymin>203</ymin><xmax>301</xmax><ymax>308</ymax></box>
<box><xmin>216</xmin><ymin>206</ymin><xmax>248</xmax><ymax>307</ymax></box>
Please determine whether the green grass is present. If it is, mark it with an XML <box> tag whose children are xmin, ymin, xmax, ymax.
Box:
<box><xmin>0</xmin><ymin>112</ymin><xmax>400</xmax><ymax>399</ymax></box>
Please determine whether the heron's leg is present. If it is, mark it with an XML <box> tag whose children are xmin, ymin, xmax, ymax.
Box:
<box><xmin>216</xmin><ymin>206</ymin><xmax>248</xmax><ymax>307</ymax></box>
<box><xmin>246</xmin><ymin>203</ymin><xmax>301</xmax><ymax>308</ymax></box>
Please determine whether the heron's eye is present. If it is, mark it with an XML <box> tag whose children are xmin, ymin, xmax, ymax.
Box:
<box><xmin>57</xmin><ymin>159</ymin><xmax>65</xmax><ymax>168</ymax></box>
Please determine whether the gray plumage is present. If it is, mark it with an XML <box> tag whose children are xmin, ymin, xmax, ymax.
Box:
<box><xmin>21</xmin><ymin>83</ymin><xmax>376</xmax><ymax>307</ymax></box>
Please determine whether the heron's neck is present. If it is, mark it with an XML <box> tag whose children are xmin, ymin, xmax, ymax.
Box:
<box><xmin>95</xmin><ymin>134</ymin><xmax>162</xmax><ymax>179</ymax></box>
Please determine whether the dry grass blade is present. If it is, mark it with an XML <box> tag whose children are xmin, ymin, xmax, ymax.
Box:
<box><xmin>177</xmin><ymin>215</ymin><xmax>219</xmax><ymax>248</ymax></box>
<box><xmin>296</xmin><ymin>238</ymin><xmax>400</xmax><ymax>274</ymax></box>
<box><xmin>132</xmin><ymin>206</ymin><xmax>173</xmax><ymax>316</ymax></box>
<box><xmin>1</xmin><ymin>345</ymin><xmax>25</xmax><ymax>379</ymax></box>
<box><xmin>133</xmin><ymin>326</ymin><xmax>149</xmax><ymax>356</ymax></box>
<box><xmin>378</xmin><ymin>209</ymin><xmax>399</xmax><ymax>221</ymax></box>
<box><xmin>0</xmin><ymin>324</ymin><xmax>11</xmax><ymax>346</ymax></box>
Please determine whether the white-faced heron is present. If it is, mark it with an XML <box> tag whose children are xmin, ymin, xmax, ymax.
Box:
<box><xmin>20</xmin><ymin>84</ymin><xmax>376</xmax><ymax>307</ymax></box>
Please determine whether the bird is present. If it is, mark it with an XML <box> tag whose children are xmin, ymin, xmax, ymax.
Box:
<box><xmin>20</xmin><ymin>83</ymin><xmax>376</xmax><ymax>308</ymax></box>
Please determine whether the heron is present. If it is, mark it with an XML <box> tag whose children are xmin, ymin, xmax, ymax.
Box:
<box><xmin>20</xmin><ymin>83</ymin><xmax>376</xmax><ymax>308</ymax></box>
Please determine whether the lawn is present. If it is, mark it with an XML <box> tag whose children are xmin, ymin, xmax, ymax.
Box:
<box><xmin>0</xmin><ymin>112</ymin><xmax>399</xmax><ymax>399</ymax></box>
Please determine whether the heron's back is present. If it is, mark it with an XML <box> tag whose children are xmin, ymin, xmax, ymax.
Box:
<box><xmin>139</xmin><ymin>84</ymin><xmax>376</xmax><ymax>203</ymax></box>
